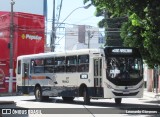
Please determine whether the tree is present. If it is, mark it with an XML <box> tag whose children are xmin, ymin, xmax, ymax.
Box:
<box><xmin>84</xmin><ymin>0</ymin><xmax>127</xmax><ymax>46</ymax></box>
<box><xmin>84</xmin><ymin>0</ymin><xmax>160</xmax><ymax>68</ymax></box>
<box><xmin>105</xmin><ymin>17</ymin><xmax>127</xmax><ymax>46</ymax></box>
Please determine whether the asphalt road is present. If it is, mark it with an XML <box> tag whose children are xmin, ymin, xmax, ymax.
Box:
<box><xmin>0</xmin><ymin>95</ymin><xmax>160</xmax><ymax>117</ymax></box>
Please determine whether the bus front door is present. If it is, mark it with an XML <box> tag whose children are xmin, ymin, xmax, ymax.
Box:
<box><xmin>22</xmin><ymin>63</ymin><xmax>29</xmax><ymax>93</ymax></box>
<box><xmin>93</xmin><ymin>58</ymin><xmax>102</xmax><ymax>97</ymax></box>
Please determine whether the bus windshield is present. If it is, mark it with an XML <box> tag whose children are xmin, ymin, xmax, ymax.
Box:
<box><xmin>104</xmin><ymin>47</ymin><xmax>143</xmax><ymax>86</ymax></box>
<box><xmin>106</xmin><ymin>57</ymin><xmax>143</xmax><ymax>79</ymax></box>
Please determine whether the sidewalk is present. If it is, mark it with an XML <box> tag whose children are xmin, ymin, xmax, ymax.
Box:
<box><xmin>143</xmin><ymin>89</ymin><xmax>160</xmax><ymax>99</ymax></box>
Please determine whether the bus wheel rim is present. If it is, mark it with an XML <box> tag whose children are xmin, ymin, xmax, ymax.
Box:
<box><xmin>36</xmin><ymin>89</ymin><xmax>40</xmax><ymax>99</ymax></box>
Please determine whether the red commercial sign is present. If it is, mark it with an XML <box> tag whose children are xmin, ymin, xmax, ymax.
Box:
<box><xmin>0</xmin><ymin>12</ymin><xmax>45</xmax><ymax>93</ymax></box>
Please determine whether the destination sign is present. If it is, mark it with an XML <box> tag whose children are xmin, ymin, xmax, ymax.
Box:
<box><xmin>112</xmin><ymin>49</ymin><xmax>132</xmax><ymax>53</ymax></box>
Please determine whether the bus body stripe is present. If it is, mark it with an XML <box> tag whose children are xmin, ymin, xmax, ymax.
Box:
<box><xmin>22</xmin><ymin>76</ymin><xmax>46</xmax><ymax>80</ymax></box>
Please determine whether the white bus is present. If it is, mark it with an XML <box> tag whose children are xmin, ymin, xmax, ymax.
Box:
<box><xmin>16</xmin><ymin>47</ymin><xmax>144</xmax><ymax>104</ymax></box>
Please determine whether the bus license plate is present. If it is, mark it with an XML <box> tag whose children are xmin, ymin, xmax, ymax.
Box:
<box><xmin>123</xmin><ymin>91</ymin><xmax>130</xmax><ymax>94</ymax></box>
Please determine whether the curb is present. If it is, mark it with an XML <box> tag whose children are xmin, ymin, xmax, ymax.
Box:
<box><xmin>0</xmin><ymin>93</ymin><xmax>21</xmax><ymax>97</ymax></box>
<box><xmin>0</xmin><ymin>101</ymin><xmax>15</xmax><ymax>105</ymax></box>
<box><xmin>155</xmin><ymin>94</ymin><xmax>160</xmax><ymax>99</ymax></box>
<box><xmin>0</xmin><ymin>93</ymin><xmax>17</xmax><ymax>105</ymax></box>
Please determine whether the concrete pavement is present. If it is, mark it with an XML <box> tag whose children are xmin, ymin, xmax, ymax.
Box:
<box><xmin>143</xmin><ymin>89</ymin><xmax>160</xmax><ymax>99</ymax></box>
<box><xmin>0</xmin><ymin>92</ymin><xmax>18</xmax><ymax>104</ymax></box>
<box><xmin>0</xmin><ymin>89</ymin><xmax>159</xmax><ymax>104</ymax></box>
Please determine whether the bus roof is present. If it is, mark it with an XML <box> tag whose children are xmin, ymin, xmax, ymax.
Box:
<box><xmin>17</xmin><ymin>49</ymin><xmax>103</xmax><ymax>60</ymax></box>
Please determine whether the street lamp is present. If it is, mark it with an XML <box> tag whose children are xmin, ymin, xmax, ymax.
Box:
<box><xmin>50</xmin><ymin>4</ymin><xmax>91</xmax><ymax>52</ymax></box>
<box><xmin>9</xmin><ymin>0</ymin><xmax>15</xmax><ymax>93</ymax></box>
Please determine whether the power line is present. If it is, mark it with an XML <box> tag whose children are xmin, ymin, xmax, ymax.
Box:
<box><xmin>74</xmin><ymin>15</ymin><xmax>94</xmax><ymax>24</ymax></box>
<box><xmin>57</xmin><ymin>0</ymin><xmax>63</xmax><ymax>23</ymax></box>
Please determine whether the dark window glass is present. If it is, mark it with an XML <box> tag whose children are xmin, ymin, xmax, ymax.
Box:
<box><xmin>106</xmin><ymin>57</ymin><xmax>143</xmax><ymax>79</ymax></box>
<box><xmin>44</xmin><ymin>58</ymin><xmax>54</xmax><ymax>73</ymax></box>
<box><xmin>54</xmin><ymin>57</ymin><xmax>65</xmax><ymax>73</ymax></box>
<box><xmin>17</xmin><ymin>60</ymin><xmax>21</xmax><ymax>74</ymax></box>
<box><xmin>78</xmin><ymin>55</ymin><xmax>89</xmax><ymax>72</ymax></box>
<box><xmin>66</xmin><ymin>56</ymin><xmax>77</xmax><ymax>72</ymax></box>
<box><xmin>30</xmin><ymin>59</ymin><xmax>44</xmax><ymax>73</ymax></box>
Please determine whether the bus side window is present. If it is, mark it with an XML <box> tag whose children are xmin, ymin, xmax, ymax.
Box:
<box><xmin>17</xmin><ymin>60</ymin><xmax>21</xmax><ymax>74</ymax></box>
<box><xmin>30</xmin><ymin>60</ymin><xmax>35</xmax><ymax>73</ymax></box>
<box><xmin>66</xmin><ymin>56</ymin><xmax>77</xmax><ymax>72</ymax></box>
<box><xmin>23</xmin><ymin>63</ymin><xmax>29</xmax><ymax>77</ymax></box>
<box><xmin>31</xmin><ymin>59</ymin><xmax>44</xmax><ymax>73</ymax></box>
<box><xmin>78</xmin><ymin>55</ymin><xmax>89</xmax><ymax>72</ymax></box>
<box><xmin>54</xmin><ymin>57</ymin><xmax>65</xmax><ymax>73</ymax></box>
<box><xmin>44</xmin><ymin>58</ymin><xmax>55</xmax><ymax>73</ymax></box>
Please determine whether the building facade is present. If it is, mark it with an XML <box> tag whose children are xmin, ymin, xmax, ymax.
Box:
<box><xmin>65</xmin><ymin>25</ymin><xmax>105</xmax><ymax>50</ymax></box>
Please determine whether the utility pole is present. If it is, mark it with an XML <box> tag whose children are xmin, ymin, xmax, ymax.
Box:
<box><xmin>87</xmin><ymin>30</ymin><xmax>94</xmax><ymax>49</ymax></box>
<box><xmin>9</xmin><ymin>0</ymin><xmax>15</xmax><ymax>93</ymax></box>
<box><xmin>87</xmin><ymin>31</ymin><xmax>91</xmax><ymax>49</ymax></box>
<box><xmin>51</xmin><ymin>0</ymin><xmax>55</xmax><ymax>52</ymax></box>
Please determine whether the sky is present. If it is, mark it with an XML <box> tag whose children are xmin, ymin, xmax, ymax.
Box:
<box><xmin>47</xmin><ymin>0</ymin><xmax>103</xmax><ymax>27</ymax></box>
<box><xmin>47</xmin><ymin>0</ymin><xmax>103</xmax><ymax>50</ymax></box>
<box><xmin>0</xmin><ymin>0</ymin><xmax>44</xmax><ymax>15</ymax></box>
<box><xmin>0</xmin><ymin>0</ymin><xmax>102</xmax><ymax>30</ymax></box>
<box><xmin>0</xmin><ymin>0</ymin><xmax>102</xmax><ymax>50</ymax></box>
<box><xmin>0</xmin><ymin>0</ymin><xmax>103</xmax><ymax>51</ymax></box>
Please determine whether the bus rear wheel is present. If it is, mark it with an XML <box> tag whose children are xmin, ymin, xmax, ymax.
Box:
<box><xmin>35</xmin><ymin>87</ymin><xmax>43</xmax><ymax>102</ymax></box>
<box><xmin>83</xmin><ymin>87</ymin><xmax>90</xmax><ymax>105</ymax></box>
<box><xmin>115</xmin><ymin>98</ymin><xmax>122</xmax><ymax>105</ymax></box>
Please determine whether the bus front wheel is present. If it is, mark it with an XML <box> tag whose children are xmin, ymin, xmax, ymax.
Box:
<box><xmin>35</xmin><ymin>87</ymin><xmax>43</xmax><ymax>102</ymax></box>
<box><xmin>115</xmin><ymin>98</ymin><xmax>122</xmax><ymax>105</ymax></box>
<box><xmin>83</xmin><ymin>87</ymin><xmax>90</xmax><ymax>105</ymax></box>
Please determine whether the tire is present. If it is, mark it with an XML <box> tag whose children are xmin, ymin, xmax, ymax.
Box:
<box><xmin>35</xmin><ymin>87</ymin><xmax>43</xmax><ymax>102</ymax></box>
<box><xmin>62</xmin><ymin>97</ymin><xmax>74</xmax><ymax>102</ymax></box>
<box><xmin>83</xmin><ymin>87</ymin><xmax>90</xmax><ymax>105</ymax></box>
<box><xmin>115</xmin><ymin>98</ymin><xmax>122</xmax><ymax>105</ymax></box>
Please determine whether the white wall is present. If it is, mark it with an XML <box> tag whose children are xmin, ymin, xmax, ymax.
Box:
<box><xmin>65</xmin><ymin>27</ymin><xmax>78</xmax><ymax>50</ymax></box>
<box><xmin>65</xmin><ymin>25</ymin><xmax>105</xmax><ymax>50</ymax></box>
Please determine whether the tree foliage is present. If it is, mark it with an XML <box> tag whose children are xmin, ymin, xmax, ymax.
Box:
<box><xmin>84</xmin><ymin>0</ymin><xmax>160</xmax><ymax>68</ymax></box>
